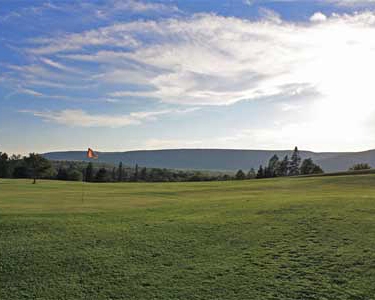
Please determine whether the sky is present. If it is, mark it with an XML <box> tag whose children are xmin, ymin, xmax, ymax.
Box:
<box><xmin>2</xmin><ymin>0</ymin><xmax>375</xmax><ymax>154</ymax></box>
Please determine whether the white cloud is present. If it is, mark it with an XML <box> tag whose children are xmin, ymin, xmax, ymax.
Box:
<box><xmin>20</xmin><ymin>109</ymin><xmax>162</xmax><ymax>127</ymax></box>
<box><xmin>29</xmin><ymin>28</ymin><xmax>139</xmax><ymax>55</ymax></box>
<box><xmin>213</xmin><ymin>120</ymin><xmax>375</xmax><ymax>152</ymax></box>
<box><xmin>310</xmin><ymin>12</ymin><xmax>327</xmax><ymax>22</ymax></box>
<box><xmin>111</xmin><ymin>0</ymin><xmax>179</xmax><ymax>13</ymax></box>
<box><xmin>243</xmin><ymin>0</ymin><xmax>375</xmax><ymax>6</ymax></box>
<box><xmin>329</xmin><ymin>0</ymin><xmax>375</xmax><ymax>6</ymax></box>
<box><xmin>37</xmin><ymin>12</ymin><xmax>373</xmax><ymax>111</ymax></box>
<box><xmin>18</xmin><ymin>87</ymin><xmax>44</xmax><ymax>97</ymax></box>
<box><xmin>143</xmin><ymin>138</ymin><xmax>204</xmax><ymax>149</ymax></box>
<box><xmin>40</xmin><ymin>58</ymin><xmax>81</xmax><ymax>74</ymax></box>
<box><xmin>280</xmin><ymin>103</ymin><xmax>302</xmax><ymax>112</ymax></box>
<box><xmin>243</xmin><ymin>0</ymin><xmax>254</xmax><ymax>5</ymax></box>
<box><xmin>20</xmin><ymin>107</ymin><xmax>198</xmax><ymax>128</ymax></box>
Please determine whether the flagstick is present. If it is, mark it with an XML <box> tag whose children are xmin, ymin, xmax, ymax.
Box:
<box><xmin>81</xmin><ymin>180</ymin><xmax>85</xmax><ymax>204</ymax></box>
<box><xmin>83</xmin><ymin>147</ymin><xmax>97</xmax><ymax>204</ymax></box>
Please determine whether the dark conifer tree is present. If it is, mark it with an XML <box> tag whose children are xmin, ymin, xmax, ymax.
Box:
<box><xmin>256</xmin><ymin>165</ymin><xmax>264</xmax><ymax>179</ymax></box>
<box><xmin>118</xmin><ymin>162</ymin><xmax>123</xmax><ymax>182</ymax></box>
<box><xmin>95</xmin><ymin>168</ymin><xmax>109</xmax><ymax>182</ymax></box>
<box><xmin>278</xmin><ymin>155</ymin><xmax>289</xmax><ymax>176</ymax></box>
<box><xmin>57</xmin><ymin>167</ymin><xmax>68</xmax><ymax>180</ymax></box>
<box><xmin>289</xmin><ymin>147</ymin><xmax>301</xmax><ymax>176</ymax></box>
<box><xmin>134</xmin><ymin>164</ymin><xmax>139</xmax><ymax>181</ymax></box>
<box><xmin>85</xmin><ymin>162</ymin><xmax>94</xmax><ymax>182</ymax></box>
<box><xmin>268</xmin><ymin>154</ymin><xmax>280</xmax><ymax>177</ymax></box>
<box><xmin>140</xmin><ymin>167</ymin><xmax>147</xmax><ymax>181</ymax></box>
<box><xmin>264</xmin><ymin>166</ymin><xmax>272</xmax><ymax>178</ymax></box>
<box><xmin>235</xmin><ymin>169</ymin><xmax>246</xmax><ymax>180</ymax></box>
<box><xmin>111</xmin><ymin>167</ymin><xmax>116</xmax><ymax>182</ymax></box>
<box><xmin>300</xmin><ymin>158</ymin><xmax>324</xmax><ymax>175</ymax></box>
<box><xmin>0</xmin><ymin>152</ymin><xmax>9</xmax><ymax>178</ymax></box>
<box><xmin>247</xmin><ymin>168</ymin><xmax>256</xmax><ymax>179</ymax></box>
<box><xmin>24</xmin><ymin>153</ymin><xmax>53</xmax><ymax>184</ymax></box>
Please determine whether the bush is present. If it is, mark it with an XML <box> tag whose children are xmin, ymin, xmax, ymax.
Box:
<box><xmin>349</xmin><ymin>163</ymin><xmax>371</xmax><ymax>171</ymax></box>
<box><xmin>300</xmin><ymin>158</ymin><xmax>324</xmax><ymax>175</ymax></box>
<box><xmin>67</xmin><ymin>169</ymin><xmax>83</xmax><ymax>181</ymax></box>
<box><xmin>235</xmin><ymin>169</ymin><xmax>246</xmax><ymax>180</ymax></box>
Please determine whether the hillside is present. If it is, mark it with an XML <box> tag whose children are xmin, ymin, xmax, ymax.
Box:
<box><xmin>43</xmin><ymin>149</ymin><xmax>375</xmax><ymax>172</ymax></box>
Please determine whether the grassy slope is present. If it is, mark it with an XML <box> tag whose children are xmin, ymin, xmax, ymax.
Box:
<box><xmin>1</xmin><ymin>176</ymin><xmax>375</xmax><ymax>299</ymax></box>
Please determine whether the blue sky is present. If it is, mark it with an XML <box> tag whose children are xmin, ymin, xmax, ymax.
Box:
<box><xmin>2</xmin><ymin>0</ymin><xmax>375</xmax><ymax>154</ymax></box>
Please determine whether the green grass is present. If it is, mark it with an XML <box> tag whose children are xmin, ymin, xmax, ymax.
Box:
<box><xmin>301</xmin><ymin>168</ymin><xmax>375</xmax><ymax>178</ymax></box>
<box><xmin>1</xmin><ymin>176</ymin><xmax>375</xmax><ymax>299</ymax></box>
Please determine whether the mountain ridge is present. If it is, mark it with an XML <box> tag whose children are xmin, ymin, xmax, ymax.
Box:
<box><xmin>43</xmin><ymin>148</ymin><xmax>375</xmax><ymax>172</ymax></box>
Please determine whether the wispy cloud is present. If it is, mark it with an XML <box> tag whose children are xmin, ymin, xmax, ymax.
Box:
<box><xmin>17</xmin><ymin>87</ymin><xmax>44</xmax><ymax>97</ymax></box>
<box><xmin>87</xmin><ymin>0</ymin><xmax>180</xmax><ymax>20</ymax></box>
<box><xmin>4</xmin><ymin>10</ymin><xmax>375</xmax><ymax>110</ymax></box>
<box><xmin>20</xmin><ymin>107</ymin><xmax>199</xmax><ymax>128</ymax></box>
<box><xmin>5</xmin><ymin>10</ymin><xmax>375</xmax><ymax>111</ymax></box>
<box><xmin>47</xmin><ymin>12</ymin><xmax>375</xmax><ymax>109</ymax></box>
<box><xmin>143</xmin><ymin>138</ymin><xmax>204</xmax><ymax>149</ymax></box>
<box><xmin>107</xmin><ymin>0</ymin><xmax>180</xmax><ymax>14</ymax></box>
<box><xmin>29</xmin><ymin>30</ymin><xmax>139</xmax><ymax>55</ymax></box>
<box><xmin>243</xmin><ymin>0</ymin><xmax>375</xmax><ymax>6</ymax></box>
<box><xmin>0</xmin><ymin>1</ymin><xmax>180</xmax><ymax>24</ymax></box>
<box><xmin>328</xmin><ymin>0</ymin><xmax>375</xmax><ymax>6</ymax></box>
<box><xmin>39</xmin><ymin>57</ymin><xmax>81</xmax><ymax>74</ymax></box>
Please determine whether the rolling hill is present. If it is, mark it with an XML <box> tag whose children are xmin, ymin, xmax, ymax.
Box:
<box><xmin>43</xmin><ymin>148</ymin><xmax>375</xmax><ymax>172</ymax></box>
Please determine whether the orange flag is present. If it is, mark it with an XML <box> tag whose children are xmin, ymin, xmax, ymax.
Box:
<box><xmin>87</xmin><ymin>148</ymin><xmax>98</xmax><ymax>159</ymax></box>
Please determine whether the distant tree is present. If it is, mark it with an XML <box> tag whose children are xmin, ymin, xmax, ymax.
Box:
<box><xmin>161</xmin><ymin>168</ymin><xmax>173</xmax><ymax>182</ymax></box>
<box><xmin>10</xmin><ymin>154</ymin><xmax>21</xmax><ymax>160</ymax></box>
<box><xmin>256</xmin><ymin>165</ymin><xmax>264</xmax><ymax>179</ymax></box>
<box><xmin>289</xmin><ymin>147</ymin><xmax>301</xmax><ymax>176</ymax></box>
<box><xmin>123</xmin><ymin>168</ymin><xmax>131</xmax><ymax>181</ymax></box>
<box><xmin>24</xmin><ymin>153</ymin><xmax>53</xmax><ymax>184</ymax></box>
<box><xmin>0</xmin><ymin>152</ymin><xmax>9</xmax><ymax>178</ymax></box>
<box><xmin>85</xmin><ymin>162</ymin><xmax>94</xmax><ymax>182</ymax></box>
<box><xmin>312</xmin><ymin>165</ymin><xmax>324</xmax><ymax>174</ymax></box>
<box><xmin>118</xmin><ymin>162</ymin><xmax>123</xmax><ymax>182</ymax></box>
<box><xmin>264</xmin><ymin>166</ymin><xmax>272</xmax><ymax>178</ymax></box>
<box><xmin>277</xmin><ymin>155</ymin><xmax>290</xmax><ymax>176</ymax></box>
<box><xmin>95</xmin><ymin>168</ymin><xmax>110</xmax><ymax>182</ymax></box>
<box><xmin>267</xmin><ymin>154</ymin><xmax>280</xmax><ymax>177</ymax></box>
<box><xmin>66</xmin><ymin>168</ymin><xmax>83</xmax><ymax>181</ymax></box>
<box><xmin>140</xmin><ymin>167</ymin><xmax>147</xmax><ymax>181</ymax></box>
<box><xmin>148</xmin><ymin>168</ymin><xmax>162</xmax><ymax>182</ymax></box>
<box><xmin>221</xmin><ymin>174</ymin><xmax>230</xmax><ymax>181</ymax></box>
<box><xmin>57</xmin><ymin>167</ymin><xmax>68</xmax><ymax>180</ymax></box>
<box><xmin>235</xmin><ymin>169</ymin><xmax>246</xmax><ymax>180</ymax></box>
<box><xmin>12</xmin><ymin>165</ymin><xmax>29</xmax><ymax>178</ymax></box>
<box><xmin>349</xmin><ymin>163</ymin><xmax>371</xmax><ymax>171</ymax></box>
<box><xmin>247</xmin><ymin>168</ymin><xmax>256</xmax><ymax>179</ymax></box>
<box><xmin>134</xmin><ymin>164</ymin><xmax>139</xmax><ymax>181</ymax></box>
<box><xmin>189</xmin><ymin>173</ymin><xmax>203</xmax><ymax>182</ymax></box>
<box><xmin>300</xmin><ymin>158</ymin><xmax>324</xmax><ymax>175</ymax></box>
<box><xmin>111</xmin><ymin>167</ymin><xmax>116</xmax><ymax>182</ymax></box>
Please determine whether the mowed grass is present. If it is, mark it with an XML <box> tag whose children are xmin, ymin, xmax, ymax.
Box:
<box><xmin>1</xmin><ymin>176</ymin><xmax>375</xmax><ymax>300</ymax></box>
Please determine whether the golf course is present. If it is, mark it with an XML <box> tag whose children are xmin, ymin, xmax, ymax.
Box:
<box><xmin>1</xmin><ymin>175</ymin><xmax>375</xmax><ymax>299</ymax></box>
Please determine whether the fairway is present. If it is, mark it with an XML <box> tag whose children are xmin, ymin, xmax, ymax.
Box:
<box><xmin>1</xmin><ymin>176</ymin><xmax>375</xmax><ymax>299</ymax></box>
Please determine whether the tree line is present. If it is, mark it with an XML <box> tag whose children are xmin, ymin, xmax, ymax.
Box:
<box><xmin>0</xmin><ymin>152</ymin><xmax>235</xmax><ymax>183</ymax></box>
<box><xmin>81</xmin><ymin>162</ymin><xmax>234</xmax><ymax>183</ymax></box>
<box><xmin>0</xmin><ymin>152</ymin><xmax>54</xmax><ymax>184</ymax></box>
<box><xmin>234</xmin><ymin>147</ymin><xmax>324</xmax><ymax>180</ymax></box>
<box><xmin>0</xmin><ymin>147</ymin><xmax>325</xmax><ymax>183</ymax></box>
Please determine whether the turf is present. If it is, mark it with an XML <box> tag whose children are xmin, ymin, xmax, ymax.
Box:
<box><xmin>1</xmin><ymin>176</ymin><xmax>375</xmax><ymax>299</ymax></box>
